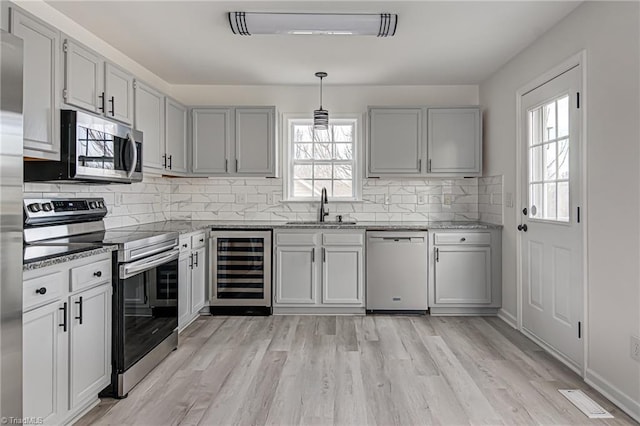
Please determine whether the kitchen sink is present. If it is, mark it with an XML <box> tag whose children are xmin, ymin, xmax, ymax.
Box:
<box><xmin>286</xmin><ymin>220</ymin><xmax>358</xmax><ymax>225</ymax></box>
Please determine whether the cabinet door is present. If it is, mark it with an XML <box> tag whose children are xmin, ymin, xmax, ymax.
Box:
<box><xmin>134</xmin><ymin>81</ymin><xmax>165</xmax><ymax>171</ymax></box>
<box><xmin>23</xmin><ymin>301</ymin><xmax>67</xmax><ymax>424</ymax></box>
<box><xmin>191</xmin><ymin>108</ymin><xmax>230</xmax><ymax>174</ymax></box>
<box><xmin>178</xmin><ymin>253</ymin><xmax>191</xmax><ymax>330</ymax></box>
<box><xmin>69</xmin><ymin>284</ymin><xmax>111</xmax><ymax>409</ymax></box>
<box><xmin>10</xmin><ymin>8</ymin><xmax>61</xmax><ymax>160</ymax></box>
<box><xmin>63</xmin><ymin>39</ymin><xmax>103</xmax><ymax>114</ymax></box>
<box><xmin>368</xmin><ymin>108</ymin><xmax>423</xmax><ymax>175</ymax></box>
<box><xmin>433</xmin><ymin>246</ymin><xmax>491</xmax><ymax>304</ymax></box>
<box><xmin>322</xmin><ymin>246</ymin><xmax>363</xmax><ymax>305</ymax></box>
<box><xmin>190</xmin><ymin>247</ymin><xmax>207</xmax><ymax>313</ymax></box>
<box><xmin>165</xmin><ymin>98</ymin><xmax>188</xmax><ymax>174</ymax></box>
<box><xmin>235</xmin><ymin>107</ymin><xmax>275</xmax><ymax>176</ymax></box>
<box><xmin>427</xmin><ymin>108</ymin><xmax>481</xmax><ymax>175</ymax></box>
<box><xmin>275</xmin><ymin>246</ymin><xmax>317</xmax><ymax>305</ymax></box>
<box><xmin>105</xmin><ymin>62</ymin><xmax>134</xmax><ymax>125</ymax></box>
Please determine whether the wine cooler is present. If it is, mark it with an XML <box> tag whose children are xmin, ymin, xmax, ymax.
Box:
<box><xmin>209</xmin><ymin>230</ymin><xmax>272</xmax><ymax>314</ymax></box>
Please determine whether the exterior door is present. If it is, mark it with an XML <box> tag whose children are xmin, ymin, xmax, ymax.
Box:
<box><xmin>520</xmin><ymin>65</ymin><xmax>583</xmax><ymax>369</ymax></box>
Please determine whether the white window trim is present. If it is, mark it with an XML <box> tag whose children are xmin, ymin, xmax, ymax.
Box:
<box><xmin>282</xmin><ymin>112</ymin><xmax>363</xmax><ymax>202</ymax></box>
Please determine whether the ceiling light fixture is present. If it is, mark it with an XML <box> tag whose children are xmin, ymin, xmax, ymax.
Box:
<box><xmin>228</xmin><ymin>12</ymin><xmax>397</xmax><ymax>37</ymax></box>
<box><xmin>314</xmin><ymin>72</ymin><xmax>328</xmax><ymax>130</ymax></box>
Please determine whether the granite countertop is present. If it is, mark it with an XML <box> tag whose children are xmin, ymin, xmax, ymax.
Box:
<box><xmin>113</xmin><ymin>220</ymin><xmax>502</xmax><ymax>234</ymax></box>
<box><xmin>23</xmin><ymin>245</ymin><xmax>118</xmax><ymax>272</ymax></box>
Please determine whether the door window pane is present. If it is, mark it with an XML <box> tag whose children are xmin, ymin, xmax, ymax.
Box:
<box><xmin>543</xmin><ymin>142</ymin><xmax>557</xmax><ymax>180</ymax></box>
<box><xmin>557</xmin><ymin>95</ymin><xmax>569</xmax><ymax>138</ymax></box>
<box><xmin>543</xmin><ymin>101</ymin><xmax>556</xmax><ymax>142</ymax></box>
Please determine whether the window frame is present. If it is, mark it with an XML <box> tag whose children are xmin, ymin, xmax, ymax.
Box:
<box><xmin>282</xmin><ymin>113</ymin><xmax>362</xmax><ymax>202</ymax></box>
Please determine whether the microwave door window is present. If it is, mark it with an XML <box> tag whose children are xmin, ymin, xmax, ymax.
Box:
<box><xmin>77</xmin><ymin>126</ymin><xmax>115</xmax><ymax>169</ymax></box>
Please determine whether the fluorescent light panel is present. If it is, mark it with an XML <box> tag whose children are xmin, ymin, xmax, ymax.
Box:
<box><xmin>229</xmin><ymin>12</ymin><xmax>397</xmax><ymax>37</ymax></box>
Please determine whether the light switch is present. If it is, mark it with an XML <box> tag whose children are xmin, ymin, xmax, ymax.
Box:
<box><xmin>443</xmin><ymin>194</ymin><xmax>453</xmax><ymax>205</ymax></box>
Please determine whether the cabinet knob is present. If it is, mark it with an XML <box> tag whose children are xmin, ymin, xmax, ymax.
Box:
<box><xmin>460</xmin><ymin>237</ymin><xmax>466</xmax><ymax>242</ymax></box>
<box><xmin>35</xmin><ymin>287</ymin><xmax>47</xmax><ymax>295</ymax></box>
<box><xmin>93</xmin><ymin>271</ymin><xmax>102</xmax><ymax>277</ymax></box>
<box><xmin>199</xmin><ymin>239</ymin><xmax>204</xmax><ymax>242</ymax></box>
<box><xmin>182</xmin><ymin>243</ymin><xmax>188</xmax><ymax>248</ymax></box>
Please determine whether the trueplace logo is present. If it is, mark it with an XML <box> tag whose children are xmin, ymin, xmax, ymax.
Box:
<box><xmin>0</xmin><ymin>418</ymin><xmax>44</xmax><ymax>425</ymax></box>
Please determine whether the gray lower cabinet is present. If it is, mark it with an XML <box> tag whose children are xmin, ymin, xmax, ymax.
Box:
<box><xmin>429</xmin><ymin>229</ymin><xmax>502</xmax><ymax>315</ymax></box>
<box><xmin>62</xmin><ymin>38</ymin><xmax>134</xmax><ymax>125</ymax></box>
<box><xmin>273</xmin><ymin>230</ymin><xmax>364</xmax><ymax>313</ymax></box>
<box><xmin>10</xmin><ymin>7</ymin><xmax>61</xmax><ymax>160</ymax></box>
<box><xmin>165</xmin><ymin>97</ymin><xmax>188</xmax><ymax>175</ymax></box>
<box><xmin>134</xmin><ymin>80</ymin><xmax>165</xmax><ymax>171</ymax></box>
<box><xmin>191</xmin><ymin>106</ymin><xmax>276</xmax><ymax>177</ymax></box>
<box><xmin>178</xmin><ymin>232</ymin><xmax>207</xmax><ymax>331</ymax></box>
<box><xmin>367</xmin><ymin>106</ymin><xmax>482</xmax><ymax>177</ymax></box>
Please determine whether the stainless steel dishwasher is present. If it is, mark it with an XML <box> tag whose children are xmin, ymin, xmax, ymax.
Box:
<box><xmin>366</xmin><ymin>231</ymin><xmax>428</xmax><ymax>312</ymax></box>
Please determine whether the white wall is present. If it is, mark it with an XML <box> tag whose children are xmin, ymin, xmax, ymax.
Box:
<box><xmin>480</xmin><ymin>1</ymin><xmax>640</xmax><ymax>419</ymax></box>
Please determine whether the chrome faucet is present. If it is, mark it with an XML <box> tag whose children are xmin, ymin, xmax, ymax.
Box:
<box><xmin>319</xmin><ymin>187</ymin><xmax>329</xmax><ymax>222</ymax></box>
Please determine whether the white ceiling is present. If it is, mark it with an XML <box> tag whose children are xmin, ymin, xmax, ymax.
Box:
<box><xmin>45</xmin><ymin>1</ymin><xmax>581</xmax><ymax>86</ymax></box>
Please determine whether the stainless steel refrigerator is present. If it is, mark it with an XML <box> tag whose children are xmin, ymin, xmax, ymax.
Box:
<box><xmin>0</xmin><ymin>29</ymin><xmax>23</xmax><ymax>420</ymax></box>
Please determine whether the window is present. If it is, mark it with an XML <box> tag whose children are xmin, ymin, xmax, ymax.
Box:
<box><xmin>527</xmin><ymin>94</ymin><xmax>570</xmax><ymax>222</ymax></box>
<box><xmin>285</xmin><ymin>116</ymin><xmax>360</xmax><ymax>201</ymax></box>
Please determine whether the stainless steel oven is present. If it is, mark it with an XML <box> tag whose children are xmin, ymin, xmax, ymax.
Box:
<box><xmin>25</xmin><ymin>109</ymin><xmax>143</xmax><ymax>184</ymax></box>
<box><xmin>117</xmin><ymin>248</ymin><xmax>179</xmax><ymax>385</ymax></box>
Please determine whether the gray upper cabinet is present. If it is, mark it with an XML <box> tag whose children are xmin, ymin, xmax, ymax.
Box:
<box><xmin>190</xmin><ymin>106</ymin><xmax>276</xmax><ymax>177</ymax></box>
<box><xmin>10</xmin><ymin>8</ymin><xmax>61</xmax><ymax>160</ymax></box>
<box><xmin>235</xmin><ymin>107</ymin><xmax>275</xmax><ymax>175</ymax></box>
<box><xmin>63</xmin><ymin>38</ymin><xmax>134</xmax><ymax>125</ymax></box>
<box><xmin>134</xmin><ymin>81</ymin><xmax>165</xmax><ymax>171</ymax></box>
<box><xmin>191</xmin><ymin>108</ymin><xmax>230</xmax><ymax>174</ymax></box>
<box><xmin>165</xmin><ymin>97</ymin><xmax>188</xmax><ymax>174</ymax></box>
<box><xmin>368</xmin><ymin>108</ymin><xmax>423</xmax><ymax>176</ymax></box>
<box><xmin>63</xmin><ymin>39</ymin><xmax>103</xmax><ymax>114</ymax></box>
<box><xmin>427</xmin><ymin>108</ymin><xmax>481</xmax><ymax>175</ymax></box>
<box><xmin>104</xmin><ymin>63</ymin><xmax>134</xmax><ymax>125</ymax></box>
<box><xmin>367</xmin><ymin>106</ymin><xmax>482</xmax><ymax>177</ymax></box>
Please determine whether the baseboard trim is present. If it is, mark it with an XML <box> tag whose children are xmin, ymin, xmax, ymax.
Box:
<box><xmin>65</xmin><ymin>397</ymin><xmax>100</xmax><ymax>425</ymax></box>
<box><xmin>497</xmin><ymin>309</ymin><xmax>517</xmax><ymax>328</ymax></box>
<box><xmin>585</xmin><ymin>368</ymin><xmax>640</xmax><ymax>423</ymax></box>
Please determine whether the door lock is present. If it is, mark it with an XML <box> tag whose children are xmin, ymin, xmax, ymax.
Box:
<box><xmin>522</xmin><ymin>207</ymin><xmax>528</xmax><ymax>215</ymax></box>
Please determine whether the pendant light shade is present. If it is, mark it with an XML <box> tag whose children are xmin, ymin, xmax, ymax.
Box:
<box><xmin>314</xmin><ymin>72</ymin><xmax>328</xmax><ymax>130</ymax></box>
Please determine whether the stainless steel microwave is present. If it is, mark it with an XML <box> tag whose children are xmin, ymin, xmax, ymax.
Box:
<box><xmin>25</xmin><ymin>110</ymin><xmax>143</xmax><ymax>184</ymax></box>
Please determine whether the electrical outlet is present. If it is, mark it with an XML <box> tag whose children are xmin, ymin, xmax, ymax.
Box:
<box><xmin>114</xmin><ymin>193</ymin><xmax>122</xmax><ymax>207</ymax></box>
<box><xmin>443</xmin><ymin>194</ymin><xmax>453</xmax><ymax>205</ymax></box>
<box><xmin>417</xmin><ymin>194</ymin><xmax>425</xmax><ymax>205</ymax></box>
<box><xmin>505</xmin><ymin>192</ymin><xmax>514</xmax><ymax>208</ymax></box>
<box><xmin>384</xmin><ymin>195</ymin><xmax>390</xmax><ymax>205</ymax></box>
<box><xmin>631</xmin><ymin>336</ymin><xmax>640</xmax><ymax>362</ymax></box>
<box><xmin>266</xmin><ymin>193</ymin><xmax>274</xmax><ymax>204</ymax></box>
<box><xmin>236</xmin><ymin>193</ymin><xmax>247</xmax><ymax>204</ymax></box>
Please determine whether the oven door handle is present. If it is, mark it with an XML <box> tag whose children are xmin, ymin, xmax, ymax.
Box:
<box><xmin>120</xmin><ymin>248</ymin><xmax>179</xmax><ymax>279</ymax></box>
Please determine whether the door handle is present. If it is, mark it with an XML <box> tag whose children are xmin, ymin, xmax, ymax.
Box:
<box><xmin>168</xmin><ymin>155</ymin><xmax>173</xmax><ymax>170</ymax></box>
<box><xmin>163</xmin><ymin>154</ymin><xmax>167</xmax><ymax>169</ymax></box>
<box><xmin>98</xmin><ymin>92</ymin><xmax>105</xmax><ymax>112</ymax></box>
<box><xmin>75</xmin><ymin>296</ymin><xmax>83</xmax><ymax>325</ymax></box>
<box><xmin>109</xmin><ymin>96</ymin><xmax>115</xmax><ymax>116</ymax></box>
<box><xmin>189</xmin><ymin>253</ymin><xmax>193</xmax><ymax>269</ymax></box>
<box><xmin>435</xmin><ymin>247</ymin><xmax>439</xmax><ymax>262</ymax></box>
<box><xmin>517</xmin><ymin>224</ymin><xmax>528</xmax><ymax>232</ymax></box>
<box><xmin>322</xmin><ymin>247</ymin><xmax>326</xmax><ymax>263</ymax></box>
<box><xmin>194</xmin><ymin>252</ymin><xmax>198</xmax><ymax>267</ymax></box>
<box><xmin>522</xmin><ymin>207</ymin><xmax>528</xmax><ymax>216</ymax></box>
<box><xmin>311</xmin><ymin>248</ymin><xmax>315</xmax><ymax>263</ymax></box>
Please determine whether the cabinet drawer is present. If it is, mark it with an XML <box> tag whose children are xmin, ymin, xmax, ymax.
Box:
<box><xmin>179</xmin><ymin>235</ymin><xmax>191</xmax><ymax>252</ymax></box>
<box><xmin>276</xmin><ymin>233</ymin><xmax>318</xmax><ymax>246</ymax></box>
<box><xmin>322</xmin><ymin>233</ymin><xmax>363</xmax><ymax>246</ymax></box>
<box><xmin>434</xmin><ymin>232</ymin><xmax>490</xmax><ymax>245</ymax></box>
<box><xmin>24</xmin><ymin>271</ymin><xmax>65</xmax><ymax>311</ymax></box>
<box><xmin>70</xmin><ymin>259</ymin><xmax>111</xmax><ymax>292</ymax></box>
<box><xmin>191</xmin><ymin>232</ymin><xmax>206</xmax><ymax>249</ymax></box>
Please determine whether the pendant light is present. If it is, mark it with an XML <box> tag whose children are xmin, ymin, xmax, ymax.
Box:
<box><xmin>314</xmin><ymin>72</ymin><xmax>328</xmax><ymax>130</ymax></box>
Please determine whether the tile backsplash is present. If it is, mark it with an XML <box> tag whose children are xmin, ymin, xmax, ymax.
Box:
<box><xmin>23</xmin><ymin>175</ymin><xmax>504</xmax><ymax>229</ymax></box>
<box><xmin>478</xmin><ymin>175</ymin><xmax>503</xmax><ymax>225</ymax></box>
<box><xmin>169</xmin><ymin>177</ymin><xmax>479</xmax><ymax>223</ymax></box>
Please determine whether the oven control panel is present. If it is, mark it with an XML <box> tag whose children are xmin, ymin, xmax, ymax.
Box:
<box><xmin>24</xmin><ymin>198</ymin><xmax>108</xmax><ymax>225</ymax></box>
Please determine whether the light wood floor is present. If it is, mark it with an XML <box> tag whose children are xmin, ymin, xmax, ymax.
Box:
<box><xmin>77</xmin><ymin>316</ymin><xmax>637</xmax><ymax>426</ymax></box>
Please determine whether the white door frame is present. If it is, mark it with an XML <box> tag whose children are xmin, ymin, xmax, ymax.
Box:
<box><xmin>515</xmin><ymin>50</ymin><xmax>588</xmax><ymax>377</ymax></box>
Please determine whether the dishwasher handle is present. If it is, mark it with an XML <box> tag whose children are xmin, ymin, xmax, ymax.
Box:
<box><xmin>369</xmin><ymin>236</ymin><xmax>425</xmax><ymax>243</ymax></box>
